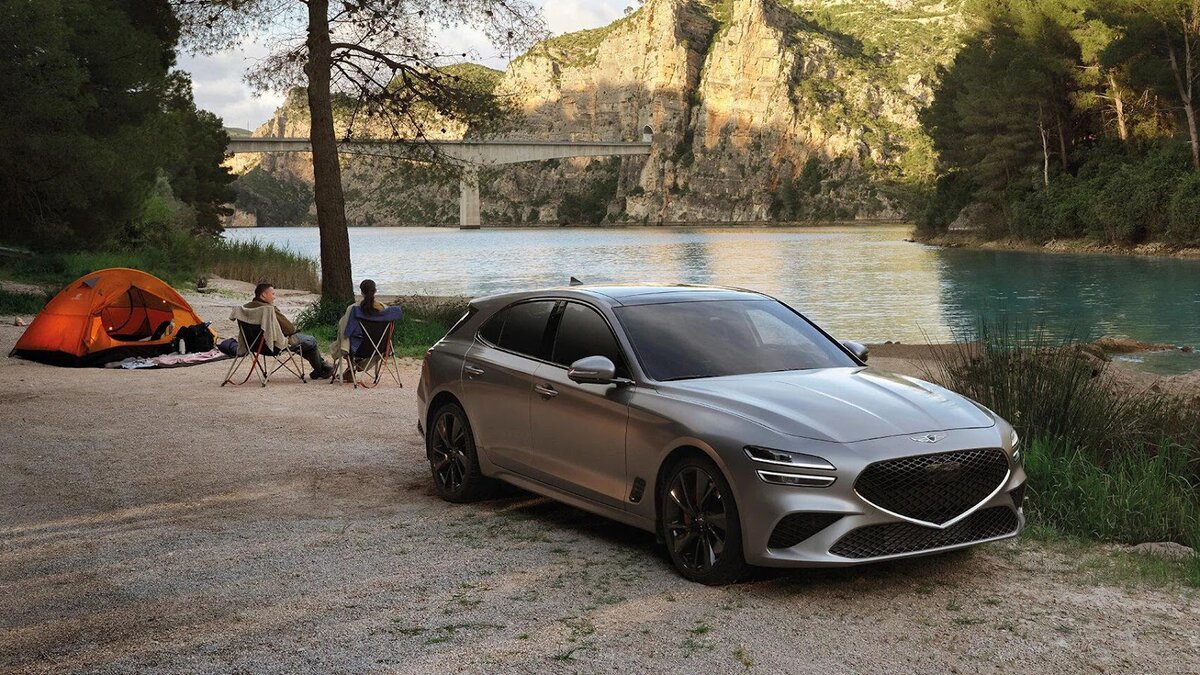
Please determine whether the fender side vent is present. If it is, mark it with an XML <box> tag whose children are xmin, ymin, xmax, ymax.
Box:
<box><xmin>629</xmin><ymin>478</ymin><xmax>646</xmax><ymax>503</ymax></box>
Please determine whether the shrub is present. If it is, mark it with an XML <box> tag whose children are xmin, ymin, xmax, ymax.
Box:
<box><xmin>296</xmin><ymin>295</ymin><xmax>469</xmax><ymax>358</ymax></box>
<box><xmin>0</xmin><ymin>288</ymin><xmax>53</xmax><ymax>315</ymax></box>
<box><xmin>1167</xmin><ymin>172</ymin><xmax>1200</xmax><ymax>245</ymax></box>
<box><xmin>926</xmin><ymin>320</ymin><xmax>1200</xmax><ymax>555</ymax></box>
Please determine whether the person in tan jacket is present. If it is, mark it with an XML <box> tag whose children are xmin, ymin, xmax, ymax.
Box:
<box><xmin>244</xmin><ymin>282</ymin><xmax>333</xmax><ymax>380</ymax></box>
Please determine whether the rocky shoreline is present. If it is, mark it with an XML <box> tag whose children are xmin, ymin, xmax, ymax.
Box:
<box><xmin>915</xmin><ymin>232</ymin><xmax>1200</xmax><ymax>259</ymax></box>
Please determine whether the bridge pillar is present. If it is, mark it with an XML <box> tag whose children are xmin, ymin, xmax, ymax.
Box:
<box><xmin>459</xmin><ymin>165</ymin><xmax>480</xmax><ymax>228</ymax></box>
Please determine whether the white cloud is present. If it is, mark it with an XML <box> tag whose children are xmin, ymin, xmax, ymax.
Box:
<box><xmin>178</xmin><ymin>0</ymin><xmax>629</xmax><ymax>129</ymax></box>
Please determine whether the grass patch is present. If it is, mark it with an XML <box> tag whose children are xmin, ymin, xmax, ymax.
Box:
<box><xmin>928</xmin><ymin>320</ymin><xmax>1200</xmax><ymax>585</ymax></box>
<box><xmin>296</xmin><ymin>295</ymin><xmax>469</xmax><ymax>358</ymax></box>
<box><xmin>0</xmin><ymin>288</ymin><xmax>53</xmax><ymax>315</ymax></box>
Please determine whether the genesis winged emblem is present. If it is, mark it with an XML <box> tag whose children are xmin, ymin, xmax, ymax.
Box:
<box><xmin>911</xmin><ymin>433</ymin><xmax>947</xmax><ymax>444</ymax></box>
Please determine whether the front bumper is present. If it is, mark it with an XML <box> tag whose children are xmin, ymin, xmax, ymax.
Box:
<box><xmin>735</xmin><ymin>428</ymin><xmax>1026</xmax><ymax>568</ymax></box>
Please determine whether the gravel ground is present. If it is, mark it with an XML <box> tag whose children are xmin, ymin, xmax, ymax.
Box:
<box><xmin>1</xmin><ymin>285</ymin><xmax>1198</xmax><ymax>673</ymax></box>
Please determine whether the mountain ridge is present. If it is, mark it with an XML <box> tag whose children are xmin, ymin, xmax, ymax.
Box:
<box><xmin>231</xmin><ymin>0</ymin><xmax>967</xmax><ymax>226</ymax></box>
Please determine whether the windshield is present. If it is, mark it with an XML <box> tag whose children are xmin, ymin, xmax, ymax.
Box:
<box><xmin>614</xmin><ymin>299</ymin><xmax>857</xmax><ymax>381</ymax></box>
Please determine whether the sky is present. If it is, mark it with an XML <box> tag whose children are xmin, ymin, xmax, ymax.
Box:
<box><xmin>177</xmin><ymin>0</ymin><xmax>631</xmax><ymax>131</ymax></box>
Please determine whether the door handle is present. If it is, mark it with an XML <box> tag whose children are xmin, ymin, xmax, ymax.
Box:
<box><xmin>464</xmin><ymin>364</ymin><xmax>485</xmax><ymax>377</ymax></box>
<box><xmin>534</xmin><ymin>383</ymin><xmax>558</xmax><ymax>399</ymax></box>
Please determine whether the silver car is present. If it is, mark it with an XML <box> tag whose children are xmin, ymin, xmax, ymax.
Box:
<box><xmin>417</xmin><ymin>285</ymin><xmax>1025</xmax><ymax>584</ymax></box>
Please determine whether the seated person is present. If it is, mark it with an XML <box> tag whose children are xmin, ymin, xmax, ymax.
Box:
<box><xmin>331</xmin><ymin>279</ymin><xmax>390</xmax><ymax>380</ymax></box>
<box><xmin>244</xmin><ymin>282</ymin><xmax>333</xmax><ymax>380</ymax></box>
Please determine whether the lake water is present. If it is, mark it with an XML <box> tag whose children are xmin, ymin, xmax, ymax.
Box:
<box><xmin>225</xmin><ymin>225</ymin><xmax>1200</xmax><ymax>371</ymax></box>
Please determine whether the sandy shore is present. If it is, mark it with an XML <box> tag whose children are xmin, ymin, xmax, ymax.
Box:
<box><xmin>1</xmin><ymin>283</ymin><xmax>1198</xmax><ymax>672</ymax></box>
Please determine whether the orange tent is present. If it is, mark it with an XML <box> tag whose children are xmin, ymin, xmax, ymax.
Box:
<box><xmin>9</xmin><ymin>268</ymin><xmax>212</xmax><ymax>366</ymax></box>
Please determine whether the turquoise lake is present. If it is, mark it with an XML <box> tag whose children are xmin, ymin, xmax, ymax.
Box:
<box><xmin>226</xmin><ymin>224</ymin><xmax>1200</xmax><ymax>371</ymax></box>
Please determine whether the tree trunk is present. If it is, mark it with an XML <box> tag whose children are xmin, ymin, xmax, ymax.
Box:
<box><xmin>1108</xmin><ymin>72</ymin><xmax>1129</xmax><ymax>142</ymax></box>
<box><xmin>305</xmin><ymin>0</ymin><xmax>354</xmax><ymax>301</ymax></box>
<box><xmin>1038</xmin><ymin>106</ymin><xmax>1050</xmax><ymax>188</ymax></box>
<box><xmin>1166</xmin><ymin>28</ymin><xmax>1200</xmax><ymax>168</ymax></box>
<box><xmin>1054</xmin><ymin>108</ymin><xmax>1068</xmax><ymax>172</ymax></box>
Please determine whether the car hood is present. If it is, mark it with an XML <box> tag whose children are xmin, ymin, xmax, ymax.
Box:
<box><xmin>659</xmin><ymin>367</ymin><xmax>995</xmax><ymax>443</ymax></box>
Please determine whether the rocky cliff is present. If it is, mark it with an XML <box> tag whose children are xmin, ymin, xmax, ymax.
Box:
<box><xmin>232</xmin><ymin>0</ymin><xmax>966</xmax><ymax>225</ymax></box>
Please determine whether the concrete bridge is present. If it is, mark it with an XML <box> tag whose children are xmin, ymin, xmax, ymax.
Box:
<box><xmin>226</xmin><ymin>135</ymin><xmax>654</xmax><ymax>227</ymax></box>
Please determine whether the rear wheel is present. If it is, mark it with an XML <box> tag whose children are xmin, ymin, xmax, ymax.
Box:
<box><xmin>427</xmin><ymin>402</ymin><xmax>495</xmax><ymax>502</ymax></box>
<box><xmin>660</xmin><ymin>455</ymin><xmax>747</xmax><ymax>585</ymax></box>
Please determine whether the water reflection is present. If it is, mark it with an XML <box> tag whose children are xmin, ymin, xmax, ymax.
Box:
<box><xmin>225</xmin><ymin>225</ymin><xmax>1199</xmax><ymax>348</ymax></box>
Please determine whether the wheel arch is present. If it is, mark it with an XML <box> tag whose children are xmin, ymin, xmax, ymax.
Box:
<box><xmin>425</xmin><ymin>390</ymin><xmax>464</xmax><ymax>455</ymax></box>
<box><xmin>652</xmin><ymin>440</ymin><xmax>735</xmax><ymax>534</ymax></box>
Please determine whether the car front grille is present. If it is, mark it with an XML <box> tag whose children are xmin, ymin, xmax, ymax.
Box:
<box><xmin>855</xmin><ymin>447</ymin><xmax>1009</xmax><ymax>525</ymax></box>
<box><xmin>767</xmin><ymin>513</ymin><xmax>843</xmax><ymax>549</ymax></box>
<box><xmin>829</xmin><ymin>506</ymin><xmax>1019</xmax><ymax>559</ymax></box>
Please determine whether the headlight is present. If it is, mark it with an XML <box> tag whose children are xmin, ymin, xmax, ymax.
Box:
<box><xmin>1010</xmin><ymin>430</ymin><xmax>1021</xmax><ymax>462</ymax></box>
<box><xmin>756</xmin><ymin>470</ymin><xmax>836</xmax><ymax>487</ymax></box>
<box><xmin>744</xmin><ymin>446</ymin><xmax>836</xmax><ymax>471</ymax></box>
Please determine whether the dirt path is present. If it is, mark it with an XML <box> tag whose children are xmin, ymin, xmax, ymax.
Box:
<box><xmin>1</xmin><ymin>289</ymin><xmax>1197</xmax><ymax>673</ymax></box>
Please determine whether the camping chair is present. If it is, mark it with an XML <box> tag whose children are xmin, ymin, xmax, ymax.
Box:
<box><xmin>221</xmin><ymin>310</ymin><xmax>307</xmax><ymax>387</ymax></box>
<box><xmin>331</xmin><ymin>305</ymin><xmax>404</xmax><ymax>389</ymax></box>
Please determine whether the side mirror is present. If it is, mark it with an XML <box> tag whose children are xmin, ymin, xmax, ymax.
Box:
<box><xmin>568</xmin><ymin>355</ymin><xmax>617</xmax><ymax>385</ymax></box>
<box><xmin>841</xmin><ymin>340</ymin><xmax>869</xmax><ymax>363</ymax></box>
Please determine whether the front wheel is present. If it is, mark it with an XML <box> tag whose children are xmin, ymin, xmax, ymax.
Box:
<box><xmin>426</xmin><ymin>402</ymin><xmax>495</xmax><ymax>503</ymax></box>
<box><xmin>660</xmin><ymin>456</ymin><xmax>748</xmax><ymax>585</ymax></box>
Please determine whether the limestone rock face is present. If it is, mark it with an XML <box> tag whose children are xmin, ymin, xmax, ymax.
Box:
<box><xmin>232</xmin><ymin>0</ymin><xmax>966</xmax><ymax>225</ymax></box>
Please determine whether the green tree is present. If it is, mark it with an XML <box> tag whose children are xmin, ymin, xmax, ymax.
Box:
<box><xmin>172</xmin><ymin>0</ymin><xmax>546</xmax><ymax>301</ymax></box>
<box><xmin>231</xmin><ymin>167</ymin><xmax>314</xmax><ymax>227</ymax></box>
<box><xmin>0</xmin><ymin>0</ymin><xmax>182</xmax><ymax>250</ymax></box>
<box><xmin>924</xmin><ymin>1</ymin><xmax>1083</xmax><ymax>209</ymax></box>
<box><xmin>1100</xmin><ymin>0</ymin><xmax>1200</xmax><ymax>168</ymax></box>
<box><xmin>159</xmin><ymin>74</ymin><xmax>236</xmax><ymax>237</ymax></box>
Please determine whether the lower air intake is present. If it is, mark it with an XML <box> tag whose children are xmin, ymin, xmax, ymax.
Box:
<box><xmin>767</xmin><ymin>513</ymin><xmax>843</xmax><ymax>549</ymax></box>
<box><xmin>829</xmin><ymin>506</ymin><xmax>1018</xmax><ymax>559</ymax></box>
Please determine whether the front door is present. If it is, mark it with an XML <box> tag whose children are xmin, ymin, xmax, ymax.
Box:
<box><xmin>529</xmin><ymin>301</ymin><xmax>633</xmax><ymax>507</ymax></box>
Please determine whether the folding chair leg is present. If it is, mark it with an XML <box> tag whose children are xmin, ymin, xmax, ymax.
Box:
<box><xmin>221</xmin><ymin>353</ymin><xmax>244</xmax><ymax>386</ymax></box>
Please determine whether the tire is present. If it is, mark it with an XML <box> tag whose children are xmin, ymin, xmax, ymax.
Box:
<box><xmin>426</xmin><ymin>402</ymin><xmax>495</xmax><ymax>503</ymax></box>
<box><xmin>660</xmin><ymin>455</ymin><xmax>748</xmax><ymax>585</ymax></box>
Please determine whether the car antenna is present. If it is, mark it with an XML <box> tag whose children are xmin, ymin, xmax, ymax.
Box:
<box><xmin>569</xmin><ymin>276</ymin><xmax>583</xmax><ymax>286</ymax></box>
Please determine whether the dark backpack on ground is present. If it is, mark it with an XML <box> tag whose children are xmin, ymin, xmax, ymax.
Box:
<box><xmin>176</xmin><ymin>322</ymin><xmax>215</xmax><ymax>353</ymax></box>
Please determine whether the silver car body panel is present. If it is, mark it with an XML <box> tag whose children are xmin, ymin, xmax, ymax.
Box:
<box><xmin>417</xmin><ymin>284</ymin><xmax>1025</xmax><ymax>568</ymax></box>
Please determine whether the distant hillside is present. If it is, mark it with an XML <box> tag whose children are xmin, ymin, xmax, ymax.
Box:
<box><xmin>230</xmin><ymin>0</ymin><xmax>967</xmax><ymax>226</ymax></box>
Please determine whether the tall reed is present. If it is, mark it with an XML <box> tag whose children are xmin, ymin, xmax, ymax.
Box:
<box><xmin>925</xmin><ymin>320</ymin><xmax>1200</xmax><ymax>554</ymax></box>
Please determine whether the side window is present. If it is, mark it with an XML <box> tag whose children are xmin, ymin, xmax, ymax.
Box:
<box><xmin>551</xmin><ymin>302</ymin><xmax>629</xmax><ymax>378</ymax></box>
<box><xmin>496</xmin><ymin>301</ymin><xmax>555</xmax><ymax>359</ymax></box>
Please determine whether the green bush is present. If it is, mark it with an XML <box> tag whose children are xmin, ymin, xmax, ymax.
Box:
<box><xmin>1025</xmin><ymin>439</ymin><xmax>1199</xmax><ymax>548</ymax></box>
<box><xmin>1167</xmin><ymin>172</ymin><xmax>1200</xmax><ymax>245</ymax></box>
<box><xmin>927</xmin><ymin>321</ymin><xmax>1200</xmax><ymax>562</ymax></box>
<box><xmin>230</xmin><ymin>167</ymin><xmax>314</xmax><ymax>227</ymax></box>
<box><xmin>0</xmin><ymin>288</ymin><xmax>53</xmax><ymax>315</ymax></box>
<box><xmin>296</xmin><ymin>296</ymin><xmax>469</xmax><ymax>359</ymax></box>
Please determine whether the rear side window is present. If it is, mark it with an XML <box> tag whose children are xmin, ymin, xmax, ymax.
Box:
<box><xmin>550</xmin><ymin>302</ymin><xmax>629</xmax><ymax>378</ymax></box>
<box><xmin>481</xmin><ymin>301</ymin><xmax>556</xmax><ymax>359</ymax></box>
<box><xmin>445</xmin><ymin>306</ymin><xmax>477</xmax><ymax>338</ymax></box>
<box><xmin>478</xmin><ymin>309</ymin><xmax>503</xmax><ymax>344</ymax></box>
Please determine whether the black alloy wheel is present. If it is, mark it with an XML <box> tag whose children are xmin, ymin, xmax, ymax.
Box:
<box><xmin>661</xmin><ymin>456</ymin><xmax>747</xmax><ymax>585</ymax></box>
<box><xmin>427</xmin><ymin>402</ymin><xmax>493</xmax><ymax>502</ymax></box>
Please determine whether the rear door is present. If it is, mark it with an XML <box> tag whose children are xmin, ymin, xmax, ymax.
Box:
<box><xmin>460</xmin><ymin>300</ymin><xmax>556</xmax><ymax>471</ymax></box>
<box><xmin>528</xmin><ymin>301</ymin><xmax>634</xmax><ymax>507</ymax></box>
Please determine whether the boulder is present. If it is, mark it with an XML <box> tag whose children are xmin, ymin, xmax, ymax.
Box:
<box><xmin>1091</xmin><ymin>336</ymin><xmax>1174</xmax><ymax>354</ymax></box>
<box><xmin>1125</xmin><ymin>542</ymin><xmax>1196</xmax><ymax>561</ymax></box>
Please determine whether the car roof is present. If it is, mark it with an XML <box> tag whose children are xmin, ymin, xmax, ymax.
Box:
<box><xmin>471</xmin><ymin>284</ymin><xmax>769</xmax><ymax>308</ymax></box>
